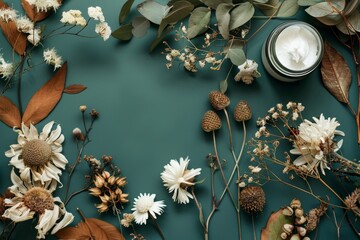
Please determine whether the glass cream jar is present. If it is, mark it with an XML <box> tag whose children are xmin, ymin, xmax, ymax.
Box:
<box><xmin>262</xmin><ymin>21</ymin><xmax>324</xmax><ymax>82</ymax></box>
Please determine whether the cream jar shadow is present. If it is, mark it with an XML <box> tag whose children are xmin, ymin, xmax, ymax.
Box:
<box><xmin>262</xmin><ymin>21</ymin><xmax>324</xmax><ymax>82</ymax></box>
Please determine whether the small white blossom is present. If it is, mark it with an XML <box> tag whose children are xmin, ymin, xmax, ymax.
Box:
<box><xmin>166</xmin><ymin>54</ymin><xmax>172</xmax><ymax>61</ymax></box>
<box><xmin>26</xmin><ymin>0</ymin><xmax>60</xmax><ymax>12</ymax></box>
<box><xmin>95</xmin><ymin>22</ymin><xmax>111</xmax><ymax>41</ymax></box>
<box><xmin>88</xmin><ymin>6</ymin><xmax>105</xmax><ymax>22</ymax></box>
<box><xmin>234</xmin><ymin>59</ymin><xmax>261</xmax><ymax>84</ymax></box>
<box><xmin>0</xmin><ymin>57</ymin><xmax>14</xmax><ymax>80</ymax></box>
<box><xmin>292</xmin><ymin>111</ymin><xmax>299</xmax><ymax>121</ymax></box>
<box><xmin>181</xmin><ymin>25</ymin><xmax>187</xmax><ymax>34</ymax></box>
<box><xmin>43</xmin><ymin>48</ymin><xmax>63</xmax><ymax>70</ymax></box>
<box><xmin>248</xmin><ymin>177</ymin><xmax>253</xmax><ymax>183</ymax></box>
<box><xmin>271</xmin><ymin>112</ymin><xmax>279</xmax><ymax>119</ymax></box>
<box><xmin>0</xmin><ymin>8</ymin><xmax>17</xmax><ymax>22</ymax></box>
<box><xmin>60</xmin><ymin>10</ymin><xmax>86</xmax><ymax>26</ymax></box>
<box><xmin>170</xmin><ymin>49</ymin><xmax>180</xmax><ymax>57</ymax></box>
<box><xmin>249</xmin><ymin>165</ymin><xmax>262</xmax><ymax>174</ymax></box>
<box><xmin>131</xmin><ymin>193</ymin><xmax>165</xmax><ymax>225</ymax></box>
<box><xmin>198</xmin><ymin>60</ymin><xmax>206</xmax><ymax>68</ymax></box>
<box><xmin>15</xmin><ymin>16</ymin><xmax>34</xmax><ymax>33</ymax></box>
<box><xmin>238</xmin><ymin>181</ymin><xmax>246</xmax><ymax>188</ymax></box>
<box><xmin>27</xmin><ymin>28</ymin><xmax>41</xmax><ymax>46</ymax></box>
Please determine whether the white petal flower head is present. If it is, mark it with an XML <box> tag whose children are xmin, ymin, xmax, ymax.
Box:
<box><xmin>290</xmin><ymin>114</ymin><xmax>345</xmax><ymax>175</ymax></box>
<box><xmin>0</xmin><ymin>8</ymin><xmax>17</xmax><ymax>22</ymax></box>
<box><xmin>15</xmin><ymin>16</ymin><xmax>34</xmax><ymax>33</ymax></box>
<box><xmin>88</xmin><ymin>6</ymin><xmax>105</xmax><ymax>22</ymax></box>
<box><xmin>5</xmin><ymin>121</ymin><xmax>68</xmax><ymax>185</ymax></box>
<box><xmin>131</xmin><ymin>193</ymin><xmax>166</xmax><ymax>225</ymax></box>
<box><xmin>95</xmin><ymin>22</ymin><xmax>111</xmax><ymax>41</ymax></box>
<box><xmin>26</xmin><ymin>0</ymin><xmax>60</xmax><ymax>12</ymax></box>
<box><xmin>0</xmin><ymin>57</ymin><xmax>14</xmax><ymax>80</ymax></box>
<box><xmin>161</xmin><ymin>157</ymin><xmax>201</xmax><ymax>204</ymax></box>
<box><xmin>60</xmin><ymin>9</ymin><xmax>86</xmax><ymax>26</ymax></box>
<box><xmin>234</xmin><ymin>59</ymin><xmax>261</xmax><ymax>84</ymax></box>
<box><xmin>43</xmin><ymin>48</ymin><xmax>63</xmax><ymax>70</ymax></box>
<box><xmin>3</xmin><ymin>170</ymin><xmax>74</xmax><ymax>239</ymax></box>
<box><xmin>27</xmin><ymin>28</ymin><xmax>41</xmax><ymax>46</ymax></box>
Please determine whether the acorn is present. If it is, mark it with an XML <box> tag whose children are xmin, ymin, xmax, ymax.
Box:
<box><xmin>201</xmin><ymin>110</ymin><xmax>222</xmax><ymax>132</ymax></box>
<box><xmin>234</xmin><ymin>100</ymin><xmax>252</xmax><ymax>122</ymax></box>
<box><xmin>208</xmin><ymin>91</ymin><xmax>230</xmax><ymax>110</ymax></box>
<box><xmin>239</xmin><ymin>186</ymin><xmax>266</xmax><ymax>213</ymax></box>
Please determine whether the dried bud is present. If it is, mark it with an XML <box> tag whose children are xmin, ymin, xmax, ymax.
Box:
<box><xmin>201</xmin><ymin>110</ymin><xmax>221</xmax><ymax>132</ymax></box>
<box><xmin>295</xmin><ymin>208</ymin><xmax>304</xmax><ymax>218</ymax></box>
<box><xmin>102</xmin><ymin>155</ymin><xmax>113</xmax><ymax>163</ymax></box>
<box><xmin>72</xmin><ymin>127</ymin><xmax>83</xmax><ymax>140</ymax></box>
<box><xmin>80</xmin><ymin>105</ymin><xmax>87</xmax><ymax>112</ymax></box>
<box><xmin>108</xmin><ymin>176</ymin><xmax>116</xmax><ymax>185</ymax></box>
<box><xmin>90</xmin><ymin>109</ymin><xmax>99</xmax><ymax>119</ymax></box>
<box><xmin>239</xmin><ymin>186</ymin><xmax>266</xmax><ymax>214</ymax></box>
<box><xmin>234</xmin><ymin>100</ymin><xmax>252</xmax><ymax>122</ymax></box>
<box><xmin>280</xmin><ymin>232</ymin><xmax>288</xmax><ymax>239</ymax></box>
<box><xmin>290</xmin><ymin>198</ymin><xmax>301</xmax><ymax>209</ymax></box>
<box><xmin>289</xmin><ymin>234</ymin><xmax>301</xmax><ymax>240</ymax></box>
<box><xmin>96</xmin><ymin>202</ymin><xmax>108</xmax><ymax>213</ymax></box>
<box><xmin>94</xmin><ymin>175</ymin><xmax>105</xmax><ymax>188</ymax></box>
<box><xmin>282</xmin><ymin>206</ymin><xmax>294</xmax><ymax>216</ymax></box>
<box><xmin>89</xmin><ymin>187</ymin><xmax>101</xmax><ymax>197</ymax></box>
<box><xmin>306</xmin><ymin>202</ymin><xmax>327</xmax><ymax>232</ymax></box>
<box><xmin>295</xmin><ymin>215</ymin><xmax>306</xmax><ymax>225</ymax></box>
<box><xmin>102</xmin><ymin>171</ymin><xmax>110</xmax><ymax>179</ymax></box>
<box><xmin>296</xmin><ymin>227</ymin><xmax>307</xmax><ymax>237</ymax></box>
<box><xmin>116</xmin><ymin>177</ymin><xmax>127</xmax><ymax>187</ymax></box>
<box><xmin>208</xmin><ymin>90</ymin><xmax>230</xmax><ymax>110</ymax></box>
<box><xmin>282</xmin><ymin>224</ymin><xmax>294</xmax><ymax>235</ymax></box>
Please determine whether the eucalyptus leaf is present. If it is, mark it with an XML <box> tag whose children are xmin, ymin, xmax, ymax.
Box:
<box><xmin>305</xmin><ymin>1</ymin><xmax>344</xmax><ymax>18</ymax></box>
<box><xmin>119</xmin><ymin>0</ymin><xmax>135</xmax><ymax>24</ymax></box>
<box><xmin>132</xmin><ymin>16</ymin><xmax>150</xmax><ymax>37</ymax></box>
<box><xmin>254</xmin><ymin>0</ymin><xmax>279</xmax><ymax>16</ymax></box>
<box><xmin>336</xmin><ymin>9</ymin><xmax>360</xmax><ymax>34</ymax></box>
<box><xmin>111</xmin><ymin>24</ymin><xmax>133</xmax><ymax>41</ymax></box>
<box><xmin>201</xmin><ymin>0</ymin><xmax>232</xmax><ymax>9</ymax></box>
<box><xmin>317</xmin><ymin>14</ymin><xmax>342</xmax><ymax>26</ymax></box>
<box><xmin>229</xmin><ymin>2</ymin><xmax>255</xmax><ymax>30</ymax></box>
<box><xmin>297</xmin><ymin>0</ymin><xmax>323</xmax><ymax>6</ymax></box>
<box><xmin>253</xmin><ymin>0</ymin><xmax>269</xmax><ymax>3</ymax></box>
<box><xmin>187</xmin><ymin>7</ymin><xmax>211</xmax><ymax>39</ymax></box>
<box><xmin>137</xmin><ymin>0</ymin><xmax>171</xmax><ymax>25</ymax></box>
<box><xmin>277</xmin><ymin>0</ymin><xmax>299</xmax><ymax>17</ymax></box>
<box><xmin>216</xmin><ymin>3</ymin><xmax>233</xmax><ymax>39</ymax></box>
<box><xmin>169</xmin><ymin>0</ymin><xmax>202</xmax><ymax>7</ymax></box>
<box><xmin>224</xmin><ymin>40</ymin><xmax>246</xmax><ymax>66</ymax></box>
<box><xmin>219</xmin><ymin>79</ymin><xmax>228</xmax><ymax>93</ymax></box>
<box><xmin>344</xmin><ymin>0</ymin><xmax>360</xmax><ymax>16</ymax></box>
<box><xmin>149</xmin><ymin>25</ymin><xmax>174</xmax><ymax>52</ymax></box>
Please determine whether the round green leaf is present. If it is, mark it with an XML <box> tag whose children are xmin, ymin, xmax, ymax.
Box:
<box><xmin>305</xmin><ymin>1</ymin><xmax>344</xmax><ymax>18</ymax></box>
<box><xmin>132</xmin><ymin>16</ymin><xmax>150</xmax><ymax>37</ymax></box>
<box><xmin>297</xmin><ymin>0</ymin><xmax>323</xmax><ymax>6</ymax></box>
<box><xmin>137</xmin><ymin>0</ymin><xmax>171</xmax><ymax>25</ymax></box>
<box><xmin>277</xmin><ymin>0</ymin><xmax>299</xmax><ymax>17</ymax></box>
<box><xmin>216</xmin><ymin>3</ymin><xmax>233</xmax><ymax>39</ymax></box>
<box><xmin>186</xmin><ymin>7</ymin><xmax>211</xmax><ymax>39</ymax></box>
<box><xmin>224</xmin><ymin>40</ymin><xmax>246</xmax><ymax>66</ymax></box>
<box><xmin>229</xmin><ymin>2</ymin><xmax>255</xmax><ymax>31</ymax></box>
<box><xmin>201</xmin><ymin>0</ymin><xmax>232</xmax><ymax>9</ymax></box>
<box><xmin>111</xmin><ymin>24</ymin><xmax>133</xmax><ymax>41</ymax></box>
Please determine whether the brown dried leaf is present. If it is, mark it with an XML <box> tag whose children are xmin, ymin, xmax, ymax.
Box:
<box><xmin>0</xmin><ymin>1</ymin><xmax>27</xmax><ymax>55</ymax></box>
<box><xmin>321</xmin><ymin>41</ymin><xmax>351</xmax><ymax>104</ymax></box>
<box><xmin>63</xmin><ymin>84</ymin><xmax>87</xmax><ymax>94</ymax></box>
<box><xmin>0</xmin><ymin>96</ymin><xmax>21</xmax><ymax>128</ymax></box>
<box><xmin>22</xmin><ymin>62</ymin><xmax>67</xmax><ymax>126</ymax></box>
<box><xmin>55</xmin><ymin>218</ymin><xmax>125</xmax><ymax>240</ymax></box>
<box><xmin>21</xmin><ymin>0</ymin><xmax>62</xmax><ymax>22</ymax></box>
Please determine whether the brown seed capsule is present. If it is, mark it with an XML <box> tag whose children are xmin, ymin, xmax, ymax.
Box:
<box><xmin>201</xmin><ymin>110</ymin><xmax>221</xmax><ymax>132</ymax></box>
<box><xmin>282</xmin><ymin>206</ymin><xmax>294</xmax><ymax>216</ymax></box>
<box><xmin>280</xmin><ymin>232</ymin><xmax>288</xmax><ymax>239</ymax></box>
<box><xmin>290</xmin><ymin>198</ymin><xmax>302</xmax><ymax>209</ymax></box>
<box><xmin>289</xmin><ymin>234</ymin><xmax>301</xmax><ymax>240</ymax></box>
<box><xmin>282</xmin><ymin>224</ymin><xmax>294</xmax><ymax>235</ymax></box>
<box><xmin>295</xmin><ymin>215</ymin><xmax>307</xmax><ymax>225</ymax></box>
<box><xmin>239</xmin><ymin>186</ymin><xmax>266</xmax><ymax>214</ymax></box>
<box><xmin>234</xmin><ymin>100</ymin><xmax>252</xmax><ymax>122</ymax></box>
<box><xmin>208</xmin><ymin>91</ymin><xmax>230</xmax><ymax>110</ymax></box>
<box><xmin>295</xmin><ymin>208</ymin><xmax>304</xmax><ymax>218</ymax></box>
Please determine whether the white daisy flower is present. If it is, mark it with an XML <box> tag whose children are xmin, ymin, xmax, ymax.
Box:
<box><xmin>5</xmin><ymin>121</ymin><xmax>68</xmax><ymax>185</ymax></box>
<box><xmin>0</xmin><ymin>57</ymin><xmax>14</xmax><ymax>80</ymax></box>
<box><xmin>290</xmin><ymin>114</ymin><xmax>345</xmax><ymax>175</ymax></box>
<box><xmin>26</xmin><ymin>0</ymin><xmax>61</xmax><ymax>12</ymax></box>
<box><xmin>60</xmin><ymin>9</ymin><xmax>86</xmax><ymax>26</ymax></box>
<box><xmin>3</xmin><ymin>169</ymin><xmax>74</xmax><ymax>239</ymax></box>
<box><xmin>88</xmin><ymin>6</ymin><xmax>105</xmax><ymax>22</ymax></box>
<box><xmin>43</xmin><ymin>48</ymin><xmax>63</xmax><ymax>70</ymax></box>
<box><xmin>160</xmin><ymin>157</ymin><xmax>201</xmax><ymax>204</ymax></box>
<box><xmin>27</xmin><ymin>28</ymin><xmax>41</xmax><ymax>46</ymax></box>
<box><xmin>95</xmin><ymin>21</ymin><xmax>111</xmax><ymax>41</ymax></box>
<box><xmin>131</xmin><ymin>193</ymin><xmax>165</xmax><ymax>225</ymax></box>
<box><xmin>234</xmin><ymin>59</ymin><xmax>261</xmax><ymax>84</ymax></box>
<box><xmin>0</xmin><ymin>8</ymin><xmax>17</xmax><ymax>22</ymax></box>
<box><xmin>15</xmin><ymin>15</ymin><xmax>34</xmax><ymax>33</ymax></box>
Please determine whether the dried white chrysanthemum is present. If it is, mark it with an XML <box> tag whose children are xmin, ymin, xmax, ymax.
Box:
<box><xmin>95</xmin><ymin>22</ymin><xmax>111</xmax><ymax>41</ymax></box>
<box><xmin>234</xmin><ymin>59</ymin><xmax>261</xmax><ymax>84</ymax></box>
<box><xmin>60</xmin><ymin>9</ymin><xmax>86</xmax><ymax>26</ymax></box>
<box><xmin>43</xmin><ymin>48</ymin><xmax>63</xmax><ymax>70</ymax></box>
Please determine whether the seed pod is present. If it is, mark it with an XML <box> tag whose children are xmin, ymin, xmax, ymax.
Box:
<box><xmin>282</xmin><ymin>206</ymin><xmax>294</xmax><ymax>216</ymax></box>
<box><xmin>208</xmin><ymin>90</ymin><xmax>230</xmax><ymax>110</ymax></box>
<box><xmin>295</xmin><ymin>215</ymin><xmax>306</xmax><ymax>225</ymax></box>
<box><xmin>280</xmin><ymin>232</ymin><xmax>288</xmax><ymax>239</ymax></box>
<box><xmin>295</xmin><ymin>208</ymin><xmax>304</xmax><ymax>218</ymax></box>
<box><xmin>239</xmin><ymin>186</ymin><xmax>266</xmax><ymax>214</ymax></box>
<box><xmin>289</xmin><ymin>234</ymin><xmax>301</xmax><ymax>240</ymax></box>
<box><xmin>297</xmin><ymin>226</ymin><xmax>307</xmax><ymax>237</ymax></box>
<box><xmin>234</xmin><ymin>100</ymin><xmax>252</xmax><ymax>122</ymax></box>
<box><xmin>290</xmin><ymin>198</ymin><xmax>302</xmax><ymax>209</ymax></box>
<box><xmin>282</xmin><ymin>224</ymin><xmax>294</xmax><ymax>235</ymax></box>
<box><xmin>201</xmin><ymin>110</ymin><xmax>221</xmax><ymax>132</ymax></box>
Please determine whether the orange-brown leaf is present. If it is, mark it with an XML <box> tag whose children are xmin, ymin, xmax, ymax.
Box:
<box><xmin>55</xmin><ymin>218</ymin><xmax>125</xmax><ymax>240</ymax></box>
<box><xmin>321</xmin><ymin>41</ymin><xmax>352</xmax><ymax>104</ymax></box>
<box><xmin>261</xmin><ymin>209</ymin><xmax>292</xmax><ymax>240</ymax></box>
<box><xmin>22</xmin><ymin>62</ymin><xmax>67</xmax><ymax>126</ymax></box>
<box><xmin>0</xmin><ymin>96</ymin><xmax>21</xmax><ymax>128</ymax></box>
<box><xmin>0</xmin><ymin>1</ymin><xmax>26</xmax><ymax>55</ymax></box>
<box><xmin>63</xmin><ymin>84</ymin><xmax>87</xmax><ymax>94</ymax></box>
<box><xmin>21</xmin><ymin>0</ymin><xmax>51</xmax><ymax>22</ymax></box>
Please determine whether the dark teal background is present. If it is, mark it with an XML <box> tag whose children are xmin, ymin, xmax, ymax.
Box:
<box><xmin>0</xmin><ymin>1</ymin><xmax>359</xmax><ymax>239</ymax></box>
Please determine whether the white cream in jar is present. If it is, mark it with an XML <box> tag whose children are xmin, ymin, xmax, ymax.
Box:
<box><xmin>262</xmin><ymin>21</ymin><xmax>324</xmax><ymax>82</ymax></box>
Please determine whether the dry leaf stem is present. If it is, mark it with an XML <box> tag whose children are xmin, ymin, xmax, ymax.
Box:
<box><xmin>17</xmin><ymin>56</ymin><xmax>26</xmax><ymax>115</ymax></box>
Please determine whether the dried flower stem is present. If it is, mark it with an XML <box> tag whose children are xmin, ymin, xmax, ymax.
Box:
<box><xmin>16</xmin><ymin>56</ymin><xmax>26</xmax><ymax>115</ymax></box>
<box><xmin>149</xmin><ymin>213</ymin><xmax>166</xmax><ymax>240</ymax></box>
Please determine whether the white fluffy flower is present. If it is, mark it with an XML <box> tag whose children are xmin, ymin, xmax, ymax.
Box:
<box><xmin>15</xmin><ymin>16</ymin><xmax>34</xmax><ymax>33</ymax></box>
<box><xmin>26</xmin><ymin>0</ymin><xmax>60</xmax><ymax>12</ymax></box>
<box><xmin>161</xmin><ymin>157</ymin><xmax>201</xmax><ymax>204</ymax></box>
<box><xmin>95</xmin><ymin>22</ymin><xmax>111</xmax><ymax>41</ymax></box>
<box><xmin>0</xmin><ymin>57</ymin><xmax>14</xmax><ymax>80</ymax></box>
<box><xmin>290</xmin><ymin>114</ymin><xmax>345</xmax><ymax>175</ymax></box>
<box><xmin>5</xmin><ymin>121</ymin><xmax>68</xmax><ymax>185</ymax></box>
<box><xmin>131</xmin><ymin>193</ymin><xmax>165</xmax><ymax>225</ymax></box>
<box><xmin>0</xmin><ymin>8</ymin><xmax>17</xmax><ymax>22</ymax></box>
<box><xmin>88</xmin><ymin>6</ymin><xmax>105</xmax><ymax>22</ymax></box>
<box><xmin>27</xmin><ymin>28</ymin><xmax>41</xmax><ymax>46</ymax></box>
<box><xmin>234</xmin><ymin>59</ymin><xmax>261</xmax><ymax>84</ymax></box>
<box><xmin>3</xmin><ymin>170</ymin><xmax>74</xmax><ymax>239</ymax></box>
<box><xmin>43</xmin><ymin>48</ymin><xmax>63</xmax><ymax>70</ymax></box>
<box><xmin>60</xmin><ymin>9</ymin><xmax>86</xmax><ymax>26</ymax></box>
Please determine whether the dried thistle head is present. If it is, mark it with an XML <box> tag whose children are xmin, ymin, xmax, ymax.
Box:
<box><xmin>208</xmin><ymin>91</ymin><xmax>230</xmax><ymax>110</ymax></box>
<box><xmin>201</xmin><ymin>110</ymin><xmax>221</xmax><ymax>132</ymax></box>
<box><xmin>306</xmin><ymin>202</ymin><xmax>328</xmax><ymax>232</ymax></box>
<box><xmin>345</xmin><ymin>188</ymin><xmax>360</xmax><ymax>217</ymax></box>
<box><xmin>239</xmin><ymin>185</ymin><xmax>266</xmax><ymax>214</ymax></box>
<box><xmin>234</xmin><ymin>100</ymin><xmax>252</xmax><ymax>122</ymax></box>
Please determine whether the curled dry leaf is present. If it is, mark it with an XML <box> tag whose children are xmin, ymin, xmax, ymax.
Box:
<box><xmin>321</xmin><ymin>41</ymin><xmax>351</xmax><ymax>104</ymax></box>
<box><xmin>22</xmin><ymin>62</ymin><xmax>67</xmax><ymax>126</ymax></box>
<box><xmin>261</xmin><ymin>209</ymin><xmax>292</xmax><ymax>240</ymax></box>
<box><xmin>0</xmin><ymin>96</ymin><xmax>21</xmax><ymax>128</ymax></box>
<box><xmin>63</xmin><ymin>84</ymin><xmax>87</xmax><ymax>94</ymax></box>
<box><xmin>55</xmin><ymin>218</ymin><xmax>125</xmax><ymax>240</ymax></box>
<box><xmin>0</xmin><ymin>0</ymin><xmax>27</xmax><ymax>55</ymax></box>
<box><xmin>21</xmin><ymin>0</ymin><xmax>62</xmax><ymax>22</ymax></box>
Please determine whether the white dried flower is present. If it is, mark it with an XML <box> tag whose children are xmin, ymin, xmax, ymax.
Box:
<box><xmin>234</xmin><ymin>59</ymin><xmax>261</xmax><ymax>84</ymax></box>
<box><xmin>238</xmin><ymin>181</ymin><xmax>246</xmax><ymax>188</ymax></box>
<box><xmin>0</xmin><ymin>8</ymin><xmax>17</xmax><ymax>22</ymax></box>
<box><xmin>249</xmin><ymin>165</ymin><xmax>262</xmax><ymax>174</ymax></box>
<box><xmin>60</xmin><ymin>9</ymin><xmax>86</xmax><ymax>26</ymax></box>
<box><xmin>43</xmin><ymin>48</ymin><xmax>63</xmax><ymax>70</ymax></box>
<box><xmin>27</xmin><ymin>28</ymin><xmax>41</xmax><ymax>46</ymax></box>
<box><xmin>181</xmin><ymin>25</ymin><xmax>187</xmax><ymax>34</ymax></box>
<box><xmin>88</xmin><ymin>6</ymin><xmax>105</xmax><ymax>22</ymax></box>
<box><xmin>95</xmin><ymin>22</ymin><xmax>111</xmax><ymax>41</ymax></box>
<box><xmin>131</xmin><ymin>193</ymin><xmax>165</xmax><ymax>225</ymax></box>
<box><xmin>0</xmin><ymin>57</ymin><xmax>14</xmax><ymax>80</ymax></box>
<box><xmin>15</xmin><ymin>16</ymin><xmax>34</xmax><ymax>33</ymax></box>
<box><xmin>26</xmin><ymin>0</ymin><xmax>60</xmax><ymax>12</ymax></box>
<box><xmin>170</xmin><ymin>49</ymin><xmax>180</xmax><ymax>57</ymax></box>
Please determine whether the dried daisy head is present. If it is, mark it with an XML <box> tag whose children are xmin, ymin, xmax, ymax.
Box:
<box><xmin>89</xmin><ymin>168</ymin><xmax>129</xmax><ymax>213</ymax></box>
<box><xmin>239</xmin><ymin>185</ymin><xmax>266</xmax><ymax>214</ymax></box>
